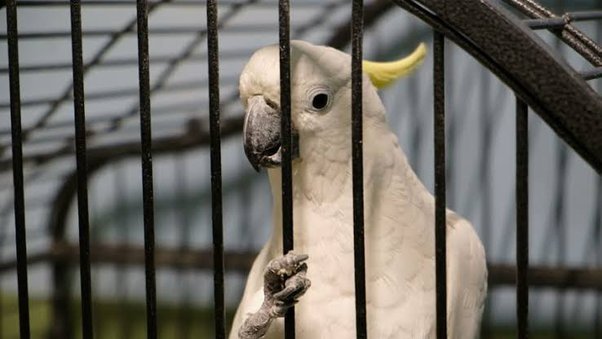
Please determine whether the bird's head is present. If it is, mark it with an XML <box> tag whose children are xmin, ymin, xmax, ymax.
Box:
<box><xmin>240</xmin><ymin>40</ymin><xmax>426</xmax><ymax>171</ymax></box>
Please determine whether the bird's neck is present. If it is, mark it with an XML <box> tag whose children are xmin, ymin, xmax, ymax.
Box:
<box><xmin>266</xmin><ymin>123</ymin><xmax>429</xmax><ymax>247</ymax></box>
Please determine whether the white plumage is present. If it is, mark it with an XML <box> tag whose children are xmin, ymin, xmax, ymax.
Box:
<box><xmin>230</xmin><ymin>40</ymin><xmax>487</xmax><ymax>339</ymax></box>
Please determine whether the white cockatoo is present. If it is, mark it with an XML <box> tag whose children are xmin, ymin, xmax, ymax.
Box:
<box><xmin>231</xmin><ymin>40</ymin><xmax>487</xmax><ymax>339</ymax></box>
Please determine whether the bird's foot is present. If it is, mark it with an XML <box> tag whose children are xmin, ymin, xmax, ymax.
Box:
<box><xmin>238</xmin><ymin>251</ymin><xmax>311</xmax><ymax>339</ymax></box>
<box><xmin>264</xmin><ymin>251</ymin><xmax>311</xmax><ymax>317</ymax></box>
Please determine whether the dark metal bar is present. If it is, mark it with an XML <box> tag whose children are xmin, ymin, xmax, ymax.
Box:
<box><xmin>479</xmin><ymin>68</ymin><xmax>493</xmax><ymax>339</ymax></box>
<box><xmin>516</xmin><ymin>97</ymin><xmax>529</xmax><ymax>339</ymax></box>
<box><xmin>135</xmin><ymin>0</ymin><xmax>158</xmax><ymax>338</ymax></box>
<box><xmin>69</xmin><ymin>1</ymin><xmax>93</xmax><ymax>338</ymax></box>
<box><xmin>351</xmin><ymin>1</ymin><xmax>367</xmax><ymax>338</ymax></box>
<box><xmin>524</xmin><ymin>10</ymin><xmax>602</xmax><ymax>29</ymax></box>
<box><xmin>581</xmin><ymin>67</ymin><xmax>602</xmax><ymax>80</ymax></box>
<box><xmin>5</xmin><ymin>0</ymin><xmax>31</xmax><ymax>338</ymax></box>
<box><xmin>433</xmin><ymin>30</ymin><xmax>447</xmax><ymax>339</ymax></box>
<box><xmin>525</xmin><ymin>17</ymin><xmax>565</xmax><ymax>29</ymax></box>
<box><xmin>206</xmin><ymin>1</ymin><xmax>225</xmax><ymax>338</ymax></box>
<box><xmin>279</xmin><ymin>0</ymin><xmax>295</xmax><ymax>337</ymax></box>
<box><xmin>445</xmin><ymin>48</ymin><xmax>457</xmax><ymax>209</ymax></box>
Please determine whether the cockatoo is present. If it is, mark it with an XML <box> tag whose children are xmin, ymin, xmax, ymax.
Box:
<box><xmin>231</xmin><ymin>40</ymin><xmax>487</xmax><ymax>339</ymax></box>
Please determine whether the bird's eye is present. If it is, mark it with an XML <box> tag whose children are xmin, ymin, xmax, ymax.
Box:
<box><xmin>311</xmin><ymin>93</ymin><xmax>329</xmax><ymax>110</ymax></box>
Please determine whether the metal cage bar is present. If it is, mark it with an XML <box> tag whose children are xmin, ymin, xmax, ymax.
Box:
<box><xmin>206</xmin><ymin>0</ymin><xmax>226</xmax><ymax>338</ymax></box>
<box><xmin>69</xmin><ymin>1</ymin><xmax>94</xmax><ymax>338</ymax></box>
<box><xmin>278</xmin><ymin>1</ymin><xmax>295</xmax><ymax>338</ymax></box>
<box><xmin>5</xmin><ymin>0</ymin><xmax>31</xmax><ymax>338</ymax></box>
<box><xmin>516</xmin><ymin>97</ymin><xmax>529</xmax><ymax>338</ymax></box>
<box><xmin>433</xmin><ymin>30</ymin><xmax>447</xmax><ymax>339</ymax></box>
<box><xmin>351</xmin><ymin>1</ymin><xmax>367</xmax><ymax>338</ymax></box>
<box><xmin>135</xmin><ymin>0</ymin><xmax>158</xmax><ymax>338</ymax></box>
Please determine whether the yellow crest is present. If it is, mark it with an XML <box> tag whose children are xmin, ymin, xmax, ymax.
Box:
<box><xmin>363</xmin><ymin>43</ymin><xmax>427</xmax><ymax>89</ymax></box>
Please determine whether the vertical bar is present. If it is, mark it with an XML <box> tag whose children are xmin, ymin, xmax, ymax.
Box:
<box><xmin>206</xmin><ymin>1</ymin><xmax>225</xmax><ymax>338</ymax></box>
<box><xmin>479</xmin><ymin>68</ymin><xmax>493</xmax><ymax>339</ymax></box>
<box><xmin>279</xmin><ymin>1</ymin><xmax>295</xmax><ymax>337</ymax></box>
<box><xmin>433</xmin><ymin>31</ymin><xmax>447</xmax><ymax>339</ymax></box>
<box><xmin>516</xmin><ymin>97</ymin><xmax>529</xmax><ymax>339</ymax></box>
<box><xmin>5</xmin><ymin>0</ymin><xmax>31</xmax><ymax>338</ymax></box>
<box><xmin>70</xmin><ymin>1</ymin><xmax>94</xmax><ymax>338</ymax></box>
<box><xmin>135</xmin><ymin>1</ymin><xmax>157</xmax><ymax>338</ymax></box>
<box><xmin>351</xmin><ymin>1</ymin><xmax>367</xmax><ymax>339</ymax></box>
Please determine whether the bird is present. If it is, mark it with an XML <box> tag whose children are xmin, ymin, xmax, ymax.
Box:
<box><xmin>230</xmin><ymin>40</ymin><xmax>487</xmax><ymax>339</ymax></box>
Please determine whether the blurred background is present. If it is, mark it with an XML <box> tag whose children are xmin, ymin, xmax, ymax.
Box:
<box><xmin>0</xmin><ymin>0</ymin><xmax>600</xmax><ymax>338</ymax></box>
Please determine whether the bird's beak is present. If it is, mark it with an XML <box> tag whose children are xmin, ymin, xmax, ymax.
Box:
<box><xmin>243</xmin><ymin>95</ymin><xmax>298</xmax><ymax>171</ymax></box>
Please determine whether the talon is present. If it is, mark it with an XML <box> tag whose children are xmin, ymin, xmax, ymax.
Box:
<box><xmin>261</xmin><ymin>252</ymin><xmax>312</xmax><ymax>318</ymax></box>
<box><xmin>265</xmin><ymin>252</ymin><xmax>309</xmax><ymax>279</ymax></box>
<box><xmin>272</xmin><ymin>275</ymin><xmax>310</xmax><ymax>301</ymax></box>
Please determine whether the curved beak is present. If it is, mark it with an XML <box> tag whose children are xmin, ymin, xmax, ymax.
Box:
<box><xmin>243</xmin><ymin>95</ymin><xmax>298</xmax><ymax>171</ymax></box>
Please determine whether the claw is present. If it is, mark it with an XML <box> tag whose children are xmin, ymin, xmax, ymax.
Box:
<box><xmin>238</xmin><ymin>252</ymin><xmax>312</xmax><ymax>338</ymax></box>
<box><xmin>266</xmin><ymin>251</ymin><xmax>309</xmax><ymax>278</ymax></box>
<box><xmin>264</xmin><ymin>251</ymin><xmax>311</xmax><ymax>313</ymax></box>
<box><xmin>272</xmin><ymin>265</ymin><xmax>310</xmax><ymax>301</ymax></box>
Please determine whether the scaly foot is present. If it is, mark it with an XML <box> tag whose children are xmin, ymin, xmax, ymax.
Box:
<box><xmin>238</xmin><ymin>251</ymin><xmax>311</xmax><ymax>339</ymax></box>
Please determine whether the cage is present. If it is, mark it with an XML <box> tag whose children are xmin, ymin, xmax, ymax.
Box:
<box><xmin>0</xmin><ymin>0</ymin><xmax>601</xmax><ymax>338</ymax></box>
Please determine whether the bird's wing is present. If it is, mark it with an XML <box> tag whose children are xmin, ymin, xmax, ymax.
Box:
<box><xmin>445</xmin><ymin>213</ymin><xmax>488</xmax><ymax>339</ymax></box>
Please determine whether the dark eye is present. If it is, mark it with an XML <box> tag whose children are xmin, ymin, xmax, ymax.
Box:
<box><xmin>312</xmin><ymin>93</ymin><xmax>329</xmax><ymax>110</ymax></box>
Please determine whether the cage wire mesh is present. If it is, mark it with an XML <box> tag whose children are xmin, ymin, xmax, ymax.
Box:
<box><xmin>0</xmin><ymin>0</ymin><xmax>601</xmax><ymax>338</ymax></box>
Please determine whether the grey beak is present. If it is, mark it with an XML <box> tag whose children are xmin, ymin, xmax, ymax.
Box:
<box><xmin>243</xmin><ymin>96</ymin><xmax>282</xmax><ymax>171</ymax></box>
